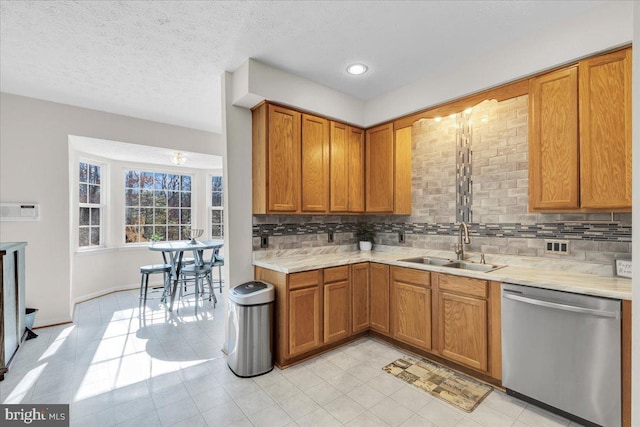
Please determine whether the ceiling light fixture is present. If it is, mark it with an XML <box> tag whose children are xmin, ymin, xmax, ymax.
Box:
<box><xmin>346</xmin><ymin>63</ymin><xmax>368</xmax><ymax>75</ymax></box>
<box><xmin>171</xmin><ymin>152</ymin><xmax>186</xmax><ymax>166</ymax></box>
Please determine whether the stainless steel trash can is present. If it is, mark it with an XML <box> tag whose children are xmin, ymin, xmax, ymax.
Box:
<box><xmin>227</xmin><ymin>280</ymin><xmax>275</xmax><ymax>377</ymax></box>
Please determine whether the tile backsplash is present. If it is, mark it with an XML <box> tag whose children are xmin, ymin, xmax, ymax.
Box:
<box><xmin>253</xmin><ymin>95</ymin><xmax>632</xmax><ymax>266</ymax></box>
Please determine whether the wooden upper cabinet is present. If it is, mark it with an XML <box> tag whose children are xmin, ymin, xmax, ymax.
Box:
<box><xmin>366</xmin><ymin>123</ymin><xmax>395</xmax><ymax>213</ymax></box>
<box><xmin>369</xmin><ymin>263</ymin><xmax>390</xmax><ymax>334</ymax></box>
<box><xmin>394</xmin><ymin>126</ymin><xmax>412</xmax><ymax>214</ymax></box>
<box><xmin>301</xmin><ymin>114</ymin><xmax>330</xmax><ymax>212</ymax></box>
<box><xmin>252</xmin><ymin>103</ymin><xmax>301</xmax><ymax>214</ymax></box>
<box><xmin>528</xmin><ymin>66</ymin><xmax>579</xmax><ymax>211</ymax></box>
<box><xmin>330</xmin><ymin>122</ymin><xmax>365</xmax><ymax>213</ymax></box>
<box><xmin>330</xmin><ymin>122</ymin><xmax>349</xmax><ymax>212</ymax></box>
<box><xmin>390</xmin><ymin>267</ymin><xmax>431</xmax><ymax>351</ymax></box>
<box><xmin>579</xmin><ymin>48</ymin><xmax>632</xmax><ymax>210</ymax></box>
<box><xmin>348</xmin><ymin>126</ymin><xmax>365</xmax><ymax>212</ymax></box>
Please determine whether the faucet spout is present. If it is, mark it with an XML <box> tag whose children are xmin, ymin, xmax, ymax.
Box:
<box><xmin>455</xmin><ymin>222</ymin><xmax>471</xmax><ymax>260</ymax></box>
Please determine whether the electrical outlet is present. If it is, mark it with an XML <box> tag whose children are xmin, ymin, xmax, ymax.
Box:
<box><xmin>328</xmin><ymin>231</ymin><xmax>334</xmax><ymax>243</ymax></box>
<box><xmin>399</xmin><ymin>231</ymin><xmax>405</xmax><ymax>244</ymax></box>
<box><xmin>544</xmin><ymin>239</ymin><xmax>569</xmax><ymax>255</ymax></box>
<box><xmin>260</xmin><ymin>234</ymin><xmax>269</xmax><ymax>249</ymax></box>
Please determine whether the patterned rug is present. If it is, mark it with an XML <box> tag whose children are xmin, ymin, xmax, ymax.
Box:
<box><xmin>383</xmin><ymin>356</ymin><xmax>492</xmax><ymax>412</ymax></box>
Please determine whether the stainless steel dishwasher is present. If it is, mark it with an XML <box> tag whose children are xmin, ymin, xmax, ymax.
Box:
<box><xmin>502</xmin><ymin>283</ymin><xmax>621</xmax><ymax>427</ymax></box>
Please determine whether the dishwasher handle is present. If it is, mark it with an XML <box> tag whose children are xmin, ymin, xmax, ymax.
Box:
<box><xmin>502</xmin><ymin>292</ymin><xmax>619</xmax><ymax>319</ymax></box>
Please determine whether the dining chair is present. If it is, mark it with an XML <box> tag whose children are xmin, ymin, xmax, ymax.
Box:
<box><xmin>139</xmin><ymin>262</ymin><xmax>172</xmax><ymax>307</ymax></box>
<box><xmin>179</xmin><ymin>249</ymin><xmax>217</xmax><ymax>312</ymax></box>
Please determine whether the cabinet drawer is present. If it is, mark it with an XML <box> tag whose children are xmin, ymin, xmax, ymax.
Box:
<box><xmin>324</xmin><ymin>265</ymin><xmax>349</xmax><ymax>283</ymax></box>
<box><xmin>438</xmin><ymin>274</ymin><xmax>488</xmax><ymax>298</ymax></box>
<box><xmin>391</xmin><ymin>266</ymin><xmax>430</xmax><ymax>287</ymax></box>
<box><xmin>289</xmin><ymin>270</ymin><xmax>321</xmax><ymax>290</ymax></box>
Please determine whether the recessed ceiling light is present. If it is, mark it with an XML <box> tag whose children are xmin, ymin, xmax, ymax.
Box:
<box><xmin>346</xmin><ymin>63</ymin><xmax>368</xmax><ymax>75</ymax></box>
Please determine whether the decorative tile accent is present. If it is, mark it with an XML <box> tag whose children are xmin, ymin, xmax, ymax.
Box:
<box><xmin>455</xmin><ymin>111</ymin><xmax>473</xmax><ymax>223</ymax></box>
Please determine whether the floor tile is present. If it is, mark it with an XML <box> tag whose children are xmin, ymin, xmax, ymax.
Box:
<box><xmin>417</xmin><ymin>399</ymin><xmax>465</xmax><ymax>427</ymax></box>
<box><xmin>323</xmin><ymin>395</ymin><xmax>366</xmax><ymax>423</ymax></box>
<box><xmin>389</xmin><ymin>384</ymin><xmax>434</xmax><ymax>412</ymax></box>
<box><xmin>346</xmin><ymin>410</ymin><xmax>390</xmax><ymax>426</ymax></box>
<box><xmin>369</xmin><ymin>396</ymin><xmax>414</xmax><ymax>426</ymax></box>
<box><xmin>346</xmin><ymin>383</ymin><xmax>386</xmax><ymax>409</ymax></box>
<box><xmin>517</xmin><ymin>406</ymin><xmax>571</xmax><ymax>427</ymax></box>
<box><xmin>399</xmin><ymin>413</ymin><xmax>437</xmax><ymax>427</ymax></box>
<box><xmin>155</xmin><ymin>395</ymin><xmax>199</xmax><ymax>426</ymax></box>
<box><xmin>201</xmin><ymin>401</ymin><xmax>246</xmax><ymax>426</ymax></box>
<box><xmin>296</xmin><ymin>407</ymin><xmax>342</xmax><ymax>427</ymax></box>
<box><xmin>304</xmin><ymin>381</ymin><xmax>343</xmax><ymax>406</ymax></box>
<box><xmin>279</xmin><ymin>393</ymin><xmax>320</xmax><ymax>420</ymax></box>
<box><xmin>466</xmin><ymin>402</ymin><xmax>517</xmax><ymax>427</ymax></box>
<box><xmin>248</xmin><ymin>404</ymin><xmax>293</xmax><ymax>427</ymax></box>
<box><xmin>234</xmin><ymin>388</ymin><xmax>275</xmax><ymax>416</ymax></box>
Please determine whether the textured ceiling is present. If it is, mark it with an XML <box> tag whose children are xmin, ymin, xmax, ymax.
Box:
<box><xmin>1</xmin><ymin>1</ymin><xmax>604</xmax><ymax>133</ymax></box>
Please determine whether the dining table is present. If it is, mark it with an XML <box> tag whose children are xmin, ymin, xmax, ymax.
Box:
<box><xmin>149</xmin><ymin>239</ymin><xmax>224</xmax><ymax>311</ymax></box>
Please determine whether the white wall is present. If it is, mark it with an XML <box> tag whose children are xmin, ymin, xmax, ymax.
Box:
<box><xmin>363</xmin><ymin>1</ymin><xmax>633</xmax><ymax>127</ymax></box>
<box><xmin>0</xmin><ymin>93</ymin><xmax>222</xmax><ymax>326</ymax></box>
<box><xmin>221</xmin><ymin>71</ymin><xmax>254</xmax><ymax>352</ymax></box>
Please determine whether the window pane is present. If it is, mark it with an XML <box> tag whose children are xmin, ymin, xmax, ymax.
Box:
<box><xmin>167</xmin><ymin>191</ymin><xmax>180</xmax><ymax>207</ymax></box>
<box><xmin>181</xmin><ymin>192</ymin><xmax>191</xmax><ymax>208</ymax></box>
<box><xmin>211</xmin><ymin>192</ymin><xmax>222</xmax><ymax>207</ymax></box>
<box><xmin>167</xmin><ymin>175</ymin><xmax>180</xmax><ymax>191</ymax></box>
<box><xmin>125</xmin><ymin>188</ymin><xmax>139</xmax><ymax>206</ymax></box>
<box><xmin>154</xmin><ymin>227</ymin><xmax>167</xmax><ymax>240</ymax></box>
<box><xmin>211</xmin><ymin>210</ymin><xmax>222</xmax><ymax>224</ymax></box>
<box><xmin>181</xmin><ymin>209</ymin><xmax>191</xmax><ymax>225</ymax></box>
<box><xmin>79</xmin><ymin>227</ymin><xmax>90</xmax><ymax>247</ymax></box>
<box><xmin>89</xmin><ymin>185</ymin><xmax>101</xmax><ymax>204</ymax></box>
<box><xmin>142</xmin><ymin>226</ymin><xmax>154</xmax><ymax>242</ymax></box>
<box><xmin>211</xmin><ymin>225</ymin><xmax>222</xmax><ymax>238</ymax></box>
<box><xmin>155</xmin><ymin>173</ymin><xmax>167</xmax><ymax>190</ymax></box>
<box><xmin>154</xmin><ymin>190</ymin><xmax>167</xmax><ymax>207</ymax></box>
<box><xmin>168</xmin><ymin>209</ymin><xmax>179</xmax><ymax>224</ymax></box>
<box><xmin>89</xmin><ymin>165</ymin><xmax>101</xmax><ymax>184</ymax></box>
<box><xmin>211</xmin><ymin>176</ymin><xmax>222</xmax><ymax>191</ymax></box>
<box><xmin>90</xmin><ymin>227</ymin><xmax>100</xmax><ymax>245</ymax></box>
<box><xmin>181</xmin><ymin>175</ymin><xmax>191</xmax><ymax>191</ymax></box>
<box><xmin>126</xmin><ymin>225</ymin><xmax>140</xmax><ymax>243</ymax></box>
<box><xmin>141</xmin><ymin>208</ymin><xmax>154</xmax><ymax>225</ymax></box>
<box><xmin>90</xmin><ymin>208</ymin><xmax>100</xmax><ymax>226</ymax></box>
<box><xmin>79</xmin><ymin>162</ymin><xmax>88</xmax><ymax>183</ymax></box>
<box><xmin>79</xmin><ymin>208</ymin><xmax>90</xmax><ymax>226</ymax></box>
<box><xmin>180</xmin><ymin>226</ymin><xmax>191</xmax><ymax>240</ymax></box>
<box><xmin>125</xmin><ymin>208</ymin><xmax>139</xmax><ymax>225</ymax></box>
<box><xmin>140</xmin><ymin>190</ymin><xmax>153</xmax><ymax>206</ymax></box>
<box><xmin>125</xmin><ymin>170</ymin><xmax>139</xmax><ymax>188</ymax></box>
<box><xmin>141</xmin><ymin>172</ymin><xmax>154</xmax><ymax>189</ymax></box>
<box><xmin>154</xmin><ymin>208</ymin><xmax>167</xmax><ymax>224</ymax></box>
<box><xmin>167</xmin><ymin>226</ymin><xmax>180</xmax><ymax>241</ymax></box>
<box><xmin>79</xmin><ymin>184</ymin><xmax>88</xmax><ymax>203</ymax></box>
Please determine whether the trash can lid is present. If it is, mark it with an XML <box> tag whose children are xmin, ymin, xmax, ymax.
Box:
<box><xmin>229</xmin><ymin>280</ymin><xmax>274</xmax><ymax>305</ymax></box>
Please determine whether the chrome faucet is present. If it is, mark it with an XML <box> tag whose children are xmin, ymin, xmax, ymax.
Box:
<box><xmin>455</xmin><ymin>222</ymin><xmax>471</xmax><ymax>260</ymax></box>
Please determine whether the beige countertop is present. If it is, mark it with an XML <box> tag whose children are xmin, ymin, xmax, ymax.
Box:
<box><xmin>253</xmin><ymin>249</ymin><xmax>632</xmax><ymax>300</ymax></box>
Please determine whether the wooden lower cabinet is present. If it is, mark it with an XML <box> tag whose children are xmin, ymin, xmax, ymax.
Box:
<box><xmin>369</xmin><ymin>263</ymin><xmax>390</xmax><ymax>334</ymax></box>
<box><xmin>433</xmin><ymin>273</ymin><xmax>489</xmax><ymax>372</ymax></box>
<box><xmin>323</xmin><ymin>266</ymin><xmax>350</xmax><ymax>344</ymax></box>
<box><xmin>391</xmin><ymin>267</ymin><xmax>431</xmax><ymax>350</ymax></box>
<box><xmin>289</xmin><ymin>285</ymin><xmax>322</xmax><ymax>357</ymax></box>
<box><xmin>351</xmin><ymin>263</ymin><xmax>370</xmax><ymax>333</ymax></box>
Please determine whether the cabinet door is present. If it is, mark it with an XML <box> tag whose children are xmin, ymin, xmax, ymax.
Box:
<box><xmin>324</xmin><ymin>280</ymin><xmax>350</xmax><ymax>343</ymax></box>
<box><xmin>391</xmin><ymin>267</ymin><xmax>431</xmax><ymax>350</ymax></box>
<box><xmin>330</xmin><ymin>122</ymin><xmax>349</xmax><ymax>212</ymax></box>
<box><xmin>268</xmin><ymin>105</ymin><xmax>301</xmax><ymax>212</ymax></box>
<box><xmin>438</xmin><ymin>291</ymin><xmax>488</xmax><ymax>372</ymax></box>
<box><xmin>348</xmin><ymin>127</ymin><xmax>365</xmax><ymax>212</ymax></box>
<box><xmin>579</xmin><ymin>48</ymin><xmax>632</xmax><ymax>210</ymax></box>
<box><xmin>301</xmin><ymin>114</ymin><xmax>329</xmax><ymax>212</ymax></box>
<box><xmin>394</xmin><ymin>126</ymin><xmax>412</xmax><ymax>214</ymax></box>
<box><xmin>528</xmin><ymin>67</ymin><xmax>579</xmax><ymax>210</ymax></box>
<box><xmin>366</xmin><ymin>123</ymin><xmax>394</xmax><ymax>213</ymax></box>
<box><xmin>351</xmin><ymin>263</ymin><xmax>370</xmax><ymax>333</ymax></box>
<box><xmin>289</xmin><ymin>286</ymin><xmax>322</xmax><ymax>356</ymax></box>
<box><xmin>369</xmin><ymin>263</ymin><xmax>390</xmax><ymax>334</ymax></box>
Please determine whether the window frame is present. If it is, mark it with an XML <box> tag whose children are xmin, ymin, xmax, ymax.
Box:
<box><xmin>122</xmin><ymin>168</ymin><xmax>195</xmax><ymax>245</ymax></box>
<box><xmin>209</xmin><ymin>174</ymin><xmax>223</xmax><ymax>239</ymax></box>
<box><xmin>78</xmin><ymin>159</ymin><xmax>105</xmax><ymax>250</ymax></box>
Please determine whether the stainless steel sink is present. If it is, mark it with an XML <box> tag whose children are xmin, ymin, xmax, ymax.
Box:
<box><xmin>398</xmin><ymin>257</ymin><xmax>453</xmax><ymax>266</ymax></box>
<box><xmin>443</xmin><ymin>261</ymin><xmax>504</xmax><ymax>272</ymax></box>
<box><xmin>398</xmin><ymin>257</ymin><xmax>505</xmax><ymax>273</ymax></box>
